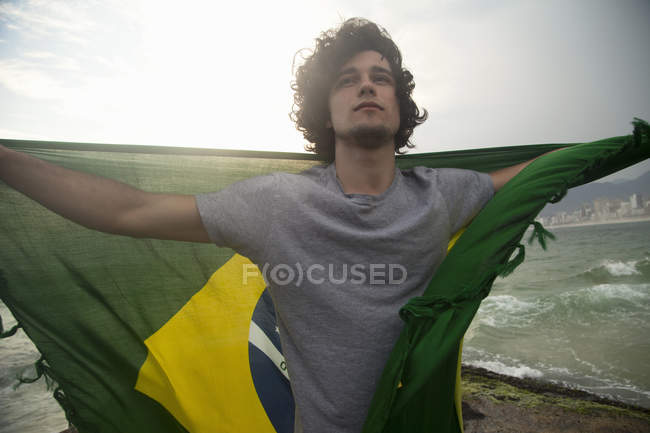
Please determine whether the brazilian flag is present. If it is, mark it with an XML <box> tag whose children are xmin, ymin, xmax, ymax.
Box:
<box><xmin>0</xmin><ymin>119</ymin><xmax>648</xmax><ymax>433</ymax></box>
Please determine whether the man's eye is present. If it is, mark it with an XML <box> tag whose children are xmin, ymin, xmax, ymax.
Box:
<box><xmin>338</xmin><ymin>77</ymin><xmax>355</xmax><ymax>87</ymax></box>
<box><xmin>375</xmin><ymin>75</ymin><xmax>391</xmax><ymax>84</ymax></box>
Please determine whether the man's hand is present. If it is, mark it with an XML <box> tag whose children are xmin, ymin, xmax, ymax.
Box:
<box><xmin>0</xmin><ymin>144</ymin><xmax>212</xmax><ymax>243</ymax></box>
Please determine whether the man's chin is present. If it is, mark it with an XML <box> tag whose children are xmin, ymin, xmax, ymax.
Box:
<box><xmin>346</xmin><ymin>125</ymin><xmax>394</xmax><ymax>149</ymax></box>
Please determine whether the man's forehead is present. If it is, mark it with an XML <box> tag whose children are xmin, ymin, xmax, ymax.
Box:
<box><xmin>337</xmin><ymin>50</ymin><xmax>392</xmax><ymax>74</ymax></box>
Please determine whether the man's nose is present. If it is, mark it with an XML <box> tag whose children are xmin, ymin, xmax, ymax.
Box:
<box><xmin>358</xmin><ymin>77</ymin><xmax>376</xmax><ymax>97</ymax></box>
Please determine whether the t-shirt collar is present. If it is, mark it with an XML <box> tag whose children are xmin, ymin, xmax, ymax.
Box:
<box><xmin>325</xmin><ymin>163</ymin><xmax>402</xmax><ymax>204</ymax></box>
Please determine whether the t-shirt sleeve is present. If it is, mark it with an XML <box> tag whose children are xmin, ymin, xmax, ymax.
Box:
<box><xmin>195</xmin><ymin>174</ymin><xmax>277</xmax><ymax>259</ymax></box>
<box><xmin>436</xmin><ymin>168</ymin><xmax>495</xmax><ymax>234</ymax></box>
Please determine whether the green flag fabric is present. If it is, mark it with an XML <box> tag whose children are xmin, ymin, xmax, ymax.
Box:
<box><xmin>0</xmin><ymin>119</ymin><xmax>648</xmax><ymax>433</ymax></box>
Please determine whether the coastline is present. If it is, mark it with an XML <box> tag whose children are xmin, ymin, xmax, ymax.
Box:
<box><xmin>461</xmin><ymin>365</ymin><xmax>650</xmax><ymax>433</ymax></box>
<box><xmin>541</xmin><ymin>215</ymin><xmax>650</xmax><ymax>230</ymax></box>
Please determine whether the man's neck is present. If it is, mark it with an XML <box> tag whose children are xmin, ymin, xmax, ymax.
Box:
<box><xmin>333</xmin><ymin>140</ymin><xmax>396</xmax><ymax>196</ymax></box>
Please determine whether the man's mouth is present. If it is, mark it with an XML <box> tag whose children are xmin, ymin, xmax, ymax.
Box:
<box><xmin>354</xmin><ymin>102</ymin><xmax>383</xmax><ymax>111</ymax></box>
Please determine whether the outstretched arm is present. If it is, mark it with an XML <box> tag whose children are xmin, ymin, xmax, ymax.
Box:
<box><xmin>489</xmin><ymin>148</ymin><xmax>563</xmax><ymax>192</ymax></box>
<box><xmin>489</xmin><ymin>159</ymin><xmax>534</xmax><ymax>192</ymax></box>
<box><xmin>0</xmin><ymin>144</ymin><xmax>211</xmax><ymax>243</ymax></box>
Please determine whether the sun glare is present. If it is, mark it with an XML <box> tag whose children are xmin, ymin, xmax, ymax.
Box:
<box><xmin>106</xmin><ymin>0</ymin><xmax>319</xmax><ymax>151</ymax></box>
<box><xmin>0</xmin><ymin>0</ymin><xmax>344</xmax><ymax>152</ymax></box>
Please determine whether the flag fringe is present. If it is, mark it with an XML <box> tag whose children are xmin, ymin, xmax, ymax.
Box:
<box><xmin>496</xmin><ymin>244</ymin><xmax>526</xmax><ymax>277</ymax></box>
<box><xmin>0</xmin><ymin>317</ymin><xmax>20</xmax><ymax>338</ymax></box>
<box><xmin>528</xmin><ymin>221</ymin><xmax>556</xmax><ymax>250</ymax></box>
<box><xmin>1</xmin><ymin>271</ymin><xmax>78</xmax><ymax>425</ymax></box>
<box><xmin>0</xmin><ymin>272</ymin><xmax>20</xmax><ymax>338</ymax></box>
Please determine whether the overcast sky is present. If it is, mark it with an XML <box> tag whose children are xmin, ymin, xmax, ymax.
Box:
<box><xmin>0</xmin><ymin>0</ymin><xmax>648</xmax><ymax>179</ymax></box>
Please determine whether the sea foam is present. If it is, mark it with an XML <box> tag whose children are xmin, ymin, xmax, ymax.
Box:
<box><xmin>583</xmin><ymin>283</ymin><xmax>649</xmax><ymax>302</ymax></box>
<box><xmin>476</xmin><ymin>295</ymin><xmax>553</xmax><ymax>328</ymax></box>
<box><xmin>601</xmin><ymin>259</ymin><xmax>640</xmax><ymax>276</ymax></box>
<box><xmin>468</xmin><ymin>360</ymin><xmax>544</xmax><ymax>379</ymax></box>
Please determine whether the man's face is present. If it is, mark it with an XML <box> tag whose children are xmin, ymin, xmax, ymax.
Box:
<box><xmin>327</xmin><ymin>50</ymin><xmax>400</xmax><ymax>148</ymax></box>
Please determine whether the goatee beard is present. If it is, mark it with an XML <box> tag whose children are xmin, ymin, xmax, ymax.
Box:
<box><xmin>342</xmin><ymin>125</ymin><xmax>393</xmax><ymax>149</ymax></box>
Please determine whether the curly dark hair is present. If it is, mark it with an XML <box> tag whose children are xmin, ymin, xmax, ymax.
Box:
<box><xmin>290</xmin><ymin>18</ymin><xmax>427</xmax><ymax>161</ymax></box>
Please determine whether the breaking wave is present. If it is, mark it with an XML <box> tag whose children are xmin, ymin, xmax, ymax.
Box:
<box><xmin>575</xmin><ymin>257</ymin><xmax>650</xmax><ymax>284</ymax></box>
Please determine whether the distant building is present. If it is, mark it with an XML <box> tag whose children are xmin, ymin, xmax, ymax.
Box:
<box><xmin>544</xmin><ymin>192</ymin><xmax>649</xmax><ymax>227</ymax></box>
<box><xmin>578</xmin><ymin>204</ymin><xmax>592</xmax><ymax>218</ymax></box>
<box><xmin>618</xmin><ymin>201</ymin><xmax>631</xmax><ymax>218</ymax></box>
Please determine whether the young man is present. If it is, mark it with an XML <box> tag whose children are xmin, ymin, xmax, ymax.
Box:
<box><xmin>0</xmin><ymin>18</ymin><xmax>531</xmax><ymax>433</ymax></box>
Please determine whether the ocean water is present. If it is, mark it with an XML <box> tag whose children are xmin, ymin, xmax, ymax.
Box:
<box><xmin>1</xmin><ymin>220</ymin><xmax>649</xmax><ymax>431</ymax></box>
<box><xmin>464</xmin><ymin>219</ymin><xmax>650</xmax><ymax>408</ymax></box>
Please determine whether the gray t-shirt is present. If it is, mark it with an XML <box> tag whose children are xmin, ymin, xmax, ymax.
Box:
<box><xmin>196</xmin><ymin>163</ymin><xmax>494</xmax><ymax>433</ymax></box>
